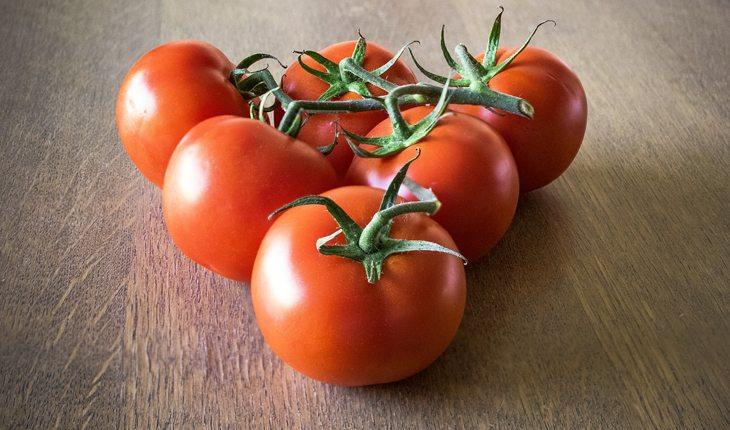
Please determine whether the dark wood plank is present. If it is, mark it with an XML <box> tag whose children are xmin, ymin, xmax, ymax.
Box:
<box><xmin>0</xmin><ymin>0</ymin><xmax>727</xmax><ymax>428</ymax></box>
<box><xmin>0</xmin><ymin>0</ymin><xmax>160</xmax><ymax>428</ymax></box>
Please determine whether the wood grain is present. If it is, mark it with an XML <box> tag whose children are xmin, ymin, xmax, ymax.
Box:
<box><xmin>1</xmin><ymin>0</ymin><xmax>728</xmax><ymax>428</ymax></box>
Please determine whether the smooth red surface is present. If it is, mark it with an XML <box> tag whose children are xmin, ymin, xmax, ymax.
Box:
<box><xmin>251</xmin><ymin>186</ymin><xmax>466</xmax><ymax>386</ymax></box>
<box><xmin>163</xmin><ymin>116</ymin><xmax>337</xmax><ymax>282</ymax></box>
<box><xmin>116</xmin><ymin>40</ymin><xmax>247</xmax><ymax>187</ymax></box>
<box><xmin>347</xmin><ymin>107</ymin><xmax>519</xmax><ymax>261</ymax></box>
<box><xmin>452</xmin><ymin>47</ymin><xmax>587</xmax><ymax>192</ymax></box>
<box><xmin>277</xmin><ymin>40</ymin><xmax>417</xmax><ymax>178</ymax></box>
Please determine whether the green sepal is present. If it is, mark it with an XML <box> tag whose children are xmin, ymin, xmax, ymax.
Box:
<box><xmin>235</xmin><ymin>65</ymin><xmax>273</xmax><ymax>96</ymax></box>
<box><xmin>268</xmin><ymin>151</ymin><xmax>466</xmax><ymax>284</ymax></box>
<box><xmin>371</xmin><ymin>40</ymin><xmax>420</xmax><ymax>77</ymax></box>
<box><xmin>229</xmin><ymin>53</ymin><xmax>287</xmax><ymax>98</ymax></box>
<box><xmin>295</xmin><ymin>34</ymin><xmax>413</xmax><ymax>101</ymax></box>
<box><xmin>316</xmin><ymin>123</ymin><xmax>340</xmax><ymax>156</ymax></box>
<box><xmin>269</xmin><ymin>195</ymin><xmax>362</xmax><ymax>243</ymax></box>
<box><xmin>379</xmin><ymin>238</ymin><xmax>466</xmax><ymax>264</ymax></box>
<box><xmin>340</xmin><ymin>32</ymin><xmax>367</xmax><ymax>84</ymax></box>
<box><xmin>317</xmin><ymin>230</ymin><xmax>365</xmax><ymax>261</ymax></box>
<box><xmin>241</xmin><ymin>80</ymin><xmax>270</xmax><ymax>98</ymax></box>
<box><xmin>351</xmin><ymin>33</ymin><xmax>367</xmax><ymax>65</ymax></box>
<box><xmin>483</xmin><ymin>6</ymin><xmax>504</xmax><ymax>68</ymax></box>
<box><xmin>376</xmin><ymin>152</ymin><xmax>426</xmax><ymax>238</ymax></box>
<box><xmin>294</xmin><ymin>49</ymin><xmax>361</xmax><ymax>101</ymax></box>
<box><xmin>407</xmin><ymin>48</ymin><xmax>470</xmax><ymax>87</ymax></box>
<box><xmin>485</xmin><ymin>19</ymin><xmax>556</xmax><ymax>80</ymax></box>
<box><xmin>379</xmin><ymin>153</ymin><xmax>420</xmax><ymax>210</ymax></box>
<box><xmin>295</xmin><ymin>51</ymin><xmax>339</xmax><ymax>83</ymax></box>
<box><xmin>440</xmin><ymin>25</ymin><xmax>459</xmax><ymax>70</ymax></box>
<box><xmin>233</xmin><ymin>53</ymin><xmax>287</xmax><ymax>72</ymax></box>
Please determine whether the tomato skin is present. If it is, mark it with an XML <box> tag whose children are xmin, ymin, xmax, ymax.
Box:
<box><xmin>116</xmin><ymin>40</ymin><xmax>247</xmax><ymax>187</ymax></box>
<box><xmin>452</xmin><ymin>46</ymin><xmax>587</xmax><ymax>192</ymax></box>
<box><xmin>163</xmin><ymin>116</ymin><xmax>337</xmax><ymax>282</ymax></box>
<box><xmin>251</xmin><ymin>186</ymin><xmax>466</xmax><ymax>386</ymax></box>
<box><xmin>277</xmin><ymin>40</ymin><xmax>417</xmax><ymax>177</ymax></box>
<box><xmin>346</xmin><ymin>107</ymin><xmax>519</xmax><ymax>261</ymax></box>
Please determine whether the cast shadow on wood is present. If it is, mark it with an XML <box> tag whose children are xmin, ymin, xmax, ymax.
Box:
<box><xmin>354</xmin><ymin>186</ymin><xmax>578</xmax><ymax>395</ymax></box>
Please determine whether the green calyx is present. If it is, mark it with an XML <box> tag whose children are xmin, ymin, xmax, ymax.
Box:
<box><xmin>409</xmin><ymin>7</ymin><xmax>555</xmax><ymax>96</ymax></box>
<box><xmin>295</xmin><ymin>33</ymin><xmax>416</xmax><ymax>101</ymax></box>
<box><xmin>230</xmin><ymin>53</ymin><xmax>288</xmax><ymax>100</ymax></box>
<box><xmin>228</xmin><ymin>53</ymin><xmax>303</xmax><ymax>131</ymax></box>
<box><xmin>269</xmin><ymin>150</ymin><xmax>467</xmax><ymax>284</ymax></box>
<box><xmin>343</xmin><ymin>78</ymin><xmax>453</xmax><ymax>158</ymax></box>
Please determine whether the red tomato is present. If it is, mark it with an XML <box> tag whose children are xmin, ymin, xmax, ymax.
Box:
<box><xmin>116</xmin><ymin>40</ymin><xmax>247</xmax><ymax>187</ymax></box>
<box><xmin>452</xmin><ymin>47</ymin><xmax>587</xmax><ymax>192</ymax></box>
<box><xmin>277</xmin><ymin>40</ymin><xmax>417</xmax><ymax>177</ymax></box>
<box><xmin>347</xmin><ymin>107</ymin><xmax>519</xmax><ymax>261</ymax></box>
<box><xmin>252</xmin><ymin>185</ymin><xmax>466</xmax><ymax>386</ymax></box>
<box><xmin>163</xmin><ymin>116</ymin><xmax>337</xmax><ymax>282</ymax></box>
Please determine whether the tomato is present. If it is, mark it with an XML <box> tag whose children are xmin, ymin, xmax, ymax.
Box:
<box><xmin>452</xmin><ymin>47</ymin><xmax>587</xmax><ymax>192</ymax></box>
<box><xmin>277</xmin><ymin>40</ymin><xmax>417</xmax><ymax>177</ymax></box>
<box><xmin>251</xmin><ymin>185</ymin><xmax>466</xmax><ymax>386</ymax></box>
<box><xmin>116</xmin><ymin>40</ymin><xmax>247</xmax><ymax>187</ymax></box>
<box><xmin>347</xmin><ymin>107</ymin><xmax>519</xmax><ymax>261</ymax></box>
<box><xmin>163</xmin><ymin>115</ymin><xmax>337</xmax><ymax>282</ymax></box>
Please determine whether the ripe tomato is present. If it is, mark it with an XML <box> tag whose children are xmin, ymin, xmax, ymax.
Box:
<box><xmin>116</xmin><ymin>40</ymin><xmax>247</xmax><ymax>187</ymax></box>
<box><xmin>163</xmin><ymin>116</ymin><xmax>337</xmax><ymax>282</ymax></box>
<box><xmin>347</xmin><ymin>107</ymin><xmax>519</xmax><ymax>261</ymax></box>
<box><xmin>452</xmin><ymin>46</ymin><xmax>587</xmax><ymax>192</ymax></box>
<box><xmin>251</xmin><ymin>185</ymin><xmax>466</xmax><ymax>386</ymax></box>
<box><xmin>277</xmin><ymin>40</ymin><xmax>417</xmax><ymax>177</ymax></box>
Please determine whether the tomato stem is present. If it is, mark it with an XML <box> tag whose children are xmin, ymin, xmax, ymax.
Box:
<box><xmin>274</xmin><ymin>76</ymin><xmax>530</xmax><ymax>138</ymax></box>
<box><xmin>339</xmin><ymin>57</ymin><xmax>398</xmax><ymax>92</ymax></box>
<box><xmin>358</xmin><ymin>200</ymin><xmax>441</xmax><ymax>253</ymax></box>
<box><xmin>454</xmin><ymin>44</ymin><xmax>488</xmax><ymax>92</ymax></box>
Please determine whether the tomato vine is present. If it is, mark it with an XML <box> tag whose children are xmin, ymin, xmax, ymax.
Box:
<box><xmin>229</xmin><ymin>9</ymin><xmax>552</xmax><ymax>156</ymax></box>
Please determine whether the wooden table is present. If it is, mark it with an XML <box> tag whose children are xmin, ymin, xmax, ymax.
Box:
<box><xmin>1</xmin><ymin>0</ymin><xmax>728</xmax><ymax>428</ymax></box>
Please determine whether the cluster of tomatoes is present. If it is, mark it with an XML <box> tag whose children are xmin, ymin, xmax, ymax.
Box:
<box><xmin>116</xmin><ymin>12</ymin><xmax>586</xmax><ymax>386</ymax></box>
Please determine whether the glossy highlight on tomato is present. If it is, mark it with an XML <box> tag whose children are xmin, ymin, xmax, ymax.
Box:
<box><xmin>277</xmin><ymin>40</ymin><xmax>417</xmax><ymax>177</ymax></box>
<box><xmin>453</xmin><ymin>46</ymin><xmax>587</xmax><ymax>192</ymax></box>
<box><xmin>163</xmin><ymin>115</ymin><xmax>337</xmax><ymax>282</ymax></box>
<box><xmin>116</xmin><ymin>40</ymin><xmax>247</xmax><ymax>187</ymax></box>
<box><xmin>252</xmin><ymin>185</ymin><xmax>466</xmax><ymax>386</ymax></box>
<box><xmin>347</xmin><ymin>107</ymin><xmax>519</xmax><ymax>261</ymax></box>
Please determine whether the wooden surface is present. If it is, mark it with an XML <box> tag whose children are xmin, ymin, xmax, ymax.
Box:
<box><xmin>1</xmin><ymin>0</ymin><xmax>728</xmax><ymax>428</ymax></box>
